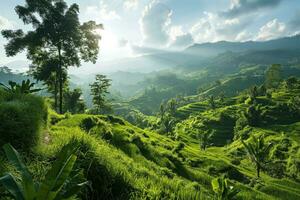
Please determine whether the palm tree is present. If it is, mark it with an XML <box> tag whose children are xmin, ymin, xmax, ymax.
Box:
<box><xmin>242</xmin><ymin>135</ymin><xmax>273</xmax><ymax>178</ymax></box>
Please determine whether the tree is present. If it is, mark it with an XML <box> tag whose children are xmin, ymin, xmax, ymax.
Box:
<box><xmin>219</xmin><ymin>92</ymin><xmax>225</xmax><ymax>104</ymax></box>
<box><xmin>244</xmin><ymin>105</ymin><xmax>262</xmax><ymax>126</ymax></box>
<box><xmin>2</xmin><ymin>0</ymin><xmax>102</xmax><ymax>113</ymax></box>
<box><xmin>160</xmin><ymin>113</ymin><xmax>175</xmax><ymax>133</ymax></box>
<box><xmin>208</xmin><ymin>95</ymin><xmax>216</xmax><ymax>109</ymax></box>
<box><xmin>265</xmin><ymin>64</ymin><xmax>281</xmax><ymax>89</ymax></box>
<box><xmin>249</xmin><ymin>85</ymin><xmax>259</xmax><ymax>99</ymax></box>
<box><xmin>199</xmin><ymin>130</ymin><xmax>214</xmax><ymax>150</ymax></box>
<box><xmin>167</xmin><ymin>98</ymin><xmax>177</xmax><ymax>116</ymax></box>
<box><xmin>90</xmin><ymin>74</ymin><xmax>112</xmax><ymax>114</ymax></box>
<box><xmin>285</xmin><ymin>76</ymin><xmax>298</xmax><ymax>90</ymax></box>
<box><xmin>29</xmin><ymin>55</ymin><xmax>68</xmax><ymax>111</ymax></box>
<box><xmin>64</xmin><ymin>88</ymin><xmax>85</xmax><ymax>114</ymax></box>
<box><xmin>242</xmin><ymin>135</ymin><xmax>273</xmax><ymax>178</ymax></box>
<box><xmin>158</xmin><ymin>102</ymin><xmax>167</xmax><ymax>121</ymax></box>
<box><xmin>211</xmin><ymin>176</ymin><xmax>239</xmax><ymax>200</ymax></box>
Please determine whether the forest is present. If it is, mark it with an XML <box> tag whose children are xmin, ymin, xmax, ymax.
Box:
<box><xmin>0</xmin><ymin>0</ymin><xmax>300</xmax><ymax>200</ymax></box>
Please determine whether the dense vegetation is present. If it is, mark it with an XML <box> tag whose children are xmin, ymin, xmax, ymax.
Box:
<box><xmin>1</xmin><ymin>1</ymin><xmax>300</xmax><ymax>200</ymax></box>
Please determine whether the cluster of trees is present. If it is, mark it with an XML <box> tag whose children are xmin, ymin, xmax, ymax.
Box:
<box><xmin>1</xmin><ymin>0</ymin><xmax>101</xmax><ymax>114</ymax></box>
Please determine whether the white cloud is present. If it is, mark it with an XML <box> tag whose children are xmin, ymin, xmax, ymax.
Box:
<box><xmin>124</xmin><ymin>0</ymin><xmax>139</xmax><ymax>10</ymax></box>
<box><xmin>168</xmin><ymin>26</ymin><xmax>194</xmax><ymax>49</ymax></box>
<box><xmin>86</xmin><ymin>1</ymin><xmax>121</xmax><ymax>21</ymax></box>
<box><xmin>256</xmin><ymin>19</ymin><xmax>288</xmax><ymax>41</ymax></box>
<box><xmin>0</xmin><ymin>16</ymin><xmax>13</xmax><ymax>30</ymax></box>
<box><xmin>190</xmin><ymin>12</ymin><xmax>250</xmax><ymax>43</ymax></box>
<box><xmin>140</xmin><ymin>1</ymin><xmax>172</xmax><ymax>47</ymax></box>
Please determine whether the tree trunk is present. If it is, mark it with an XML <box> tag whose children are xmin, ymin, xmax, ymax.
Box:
<box><xmin>54</xmin><ymin>72</ymin><xmax>58</xmax><ymax>112</ymax></box>
<box><xmin>58</xmin><ymin>47</ymin><xmax>63</xmax><ymax>114</ymax></box>
<box><xmin>256</xmin><ymin>164</ymin><xmax>260</xmax><ymax>178</ymax></box>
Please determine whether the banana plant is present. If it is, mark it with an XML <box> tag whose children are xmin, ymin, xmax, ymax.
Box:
<box><xmin>242</xmin><ymin>135</ymin><xmax>273</xmax><ymax>178</ymax></box>
<box><xmin>211</xmin><ymin>176</ymin><xmax>239</xmax><ymax>200</ymax></box>
<box><xmin>0</xmin><ymin>143</ymin><xmax>88</xmax><ymax>200</ymax></box>
<box><xmin>0</xmin><ymin>79</ymin><xmax>41</xmax><ymax>94</ymax></box>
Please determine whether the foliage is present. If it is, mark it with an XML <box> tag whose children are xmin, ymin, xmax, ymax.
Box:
<box><xmin>265</xmin><ymin>64</ymin><xmax>281</xmax><ymax>89</ymax></box>
<box><xmin>1</xmin><ymin>0</ymin><xmax>101</xmax><ymax>113</ymax></box>
<box><xmin>242</xmin><ymin>135</ymin><xmax>273</xmax><ymax>178</ymax></box>
<box><xmin>208</xmin><ymin>95</ymin><xmax>216</xmax><ymax>109</ymax></box>
<box><xmin>199</xmin><ymin>130</ymin><xmax>214</xmax><ymax>150</ymax></box>
<box><xmin>0</xmin><ymin>90</ymin><xmax>47</xmax><ymax>151</ymax></box>
<box><xmin>90</xmin><ymin>74</ymin><xmax>112</xmax><ymax>114</ymax></box>
<box><xmin>64</xmin><ymin>88</ymin><xmax>85</xmax><ymax>114</ymax></box>
<box><xmin>211</xmin><ymin>176</ymin><xmax>239</xmax><ymax>200</ymax></box>
<box><xmin>0</xmin><ymin>143</ymin><xmax>87</xmax><ymax>200</ymax></box>
<box><xmin>0</xmin><ymin>79</ymin><xmax>41</xmax><ymax>95</ymax></box>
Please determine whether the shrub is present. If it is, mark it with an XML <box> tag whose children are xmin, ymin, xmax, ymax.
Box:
<box><xmin>80</xmin><ymin>116</ymin><xmax>99</xmax><ymax>132</ymax></box>
<box><xmin>0</xmin><ymin>91</ymin><xmax>47</xmax><ymax>151</ymax></box>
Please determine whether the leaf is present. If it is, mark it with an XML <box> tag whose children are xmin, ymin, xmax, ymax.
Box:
<box><xmin>3</xmin><ymin>144</ymin><xmax>36</xmax><ymax>200</ymax></box>
<box><xmin>0</xmin><ymin>173</ymin><xmax>25</xmax><ymax>200</ymax></box>
<box><xmin>37</xmin><ymin>144</ymin><xmax>78</xmax><ymax>200</ymax></box>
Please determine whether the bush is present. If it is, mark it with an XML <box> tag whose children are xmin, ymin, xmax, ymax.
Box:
<box><xmin>80</xmin><ymin>116</ymin><xmax>99</xmax><ymax>132</ymax></box>
<box><xmin>0</xmin><ymin>91</ymin><xmax>47</xmax><ymax>151</ymax></box>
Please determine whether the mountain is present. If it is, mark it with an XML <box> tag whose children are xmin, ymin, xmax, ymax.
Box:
<box><xmin>185</xmin><ymin>34</ymin><xmax>300</xmax><ymax>57</ymax></box>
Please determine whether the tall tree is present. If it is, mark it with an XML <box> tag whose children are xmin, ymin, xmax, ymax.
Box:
<box><xmin>242</xmin><ymin>135</ymin><xmax>273</xmax><ymax>178</ymax></box>
<box><xmin>90</xmin><ymin>74</ymin><xmax>112</xmax><ymax>114</ymax></box>
<box><xmin>1</xmin><ymin>0</ymin><xmax>102</xmax><ymax>113</ymax></box>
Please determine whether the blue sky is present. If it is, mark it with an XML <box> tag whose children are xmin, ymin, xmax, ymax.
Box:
<box><xmin>1</xmin><ymin>0</ymin><xmax>300</xmax><ymax>68</ymax></box>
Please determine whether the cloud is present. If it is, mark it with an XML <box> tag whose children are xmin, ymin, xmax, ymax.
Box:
<box><xmin>168</xmin><ymin>26</ymin><xmax>194</xmax><ymax>49</ymax></box>
<box><xmin>256</xmin><ymin>19</ymin><xmax>288</xmax><ymax>41</ymax></box>
<box><xmin>190</xmin><ymin>12</ymin><xmax>251</xmax><ymax>43</ymax></box>
<box><xmin>0</xmin><ymin>16</ymin><xmax>13</xmax><ymax>30</ymax></box>
<box><xmin>86</xmin><ymin>1</ymin><xmax>121</xmax><ymax>21</ymax></box>
<box><xmin>288</xmin><ymin>11</ymin><xmax>300</xmax><ymax>32</ymax></box>
<box><xmin>221</xmin><ymin>0</ymin><xmax>282</xmax><ymax>18</ymax></box>
<box><xmin>118</xmin><ymin>39</ymin><xmax>129</xmax><ymax>47</ymax></box>
<box><xmin>140</xmin><ymin>1</ymin><xmax>172</xmax><ymax>47</ymax></box>
<box><xmin>124</xmin><ymin>0</ymin><xmax>139</xmax><ymax>10</ymax></box>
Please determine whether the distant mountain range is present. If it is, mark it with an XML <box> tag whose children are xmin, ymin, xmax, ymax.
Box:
<box><xmin>185</xmin><ymin>34</ymin><xmax>300</xmax><ymax>57</ymax></box>
<box><xmin>3</xmin><ymin>35</ymin><xmax>300</xmax><ymax>74</ymax></box>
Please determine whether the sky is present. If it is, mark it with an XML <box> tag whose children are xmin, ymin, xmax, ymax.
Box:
<box><xmin>1</xmin><ymin>0</ymin><xmax>300</xmax><ymax>71</ymax></box>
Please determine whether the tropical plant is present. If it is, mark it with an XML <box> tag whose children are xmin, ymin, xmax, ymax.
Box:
<box><xmin>0</xmin><ymin>79</ymin><xmax>41</xmax><ymax>94</ymax></box>
<box><xmin>199</xmin><ymin>130</ymin><xmax>214</xmax><ymax>150</ymax></box>
<box><xmin>242</xmin><ymin>135</ymin><xmax>273</xmax><ymax>178</ymax></box>
<box><xmin>162</xmin><ymin>113</ymin><xmax>176</xmax><ymax>133</ymax></box>
<box><xmin>2</xmin><ymin>0</ymin><xmax>102</xmax><ymax>113</ymax></box>
<box><xmin>0</xmin><ymin>143</ymin><xmax>87</xmax><ymax>200</ymax></box>
<box><xmin>211</xmin><ymin>176</ymin><xmax>239</xmax><ymax>200</ymax></box>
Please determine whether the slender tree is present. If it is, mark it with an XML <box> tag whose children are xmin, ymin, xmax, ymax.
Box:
<box><xmin>242</xmin><ymin>135</ymin><xmax>273</xmax><ymax>178</ymax></box>
<box><xmin>1</xmin><ymin>0</ymin><xmax>102</xmax><ymax>113</ymax></box>
<box><xmin>90</xmin><ymin>74</ymin><xmax>112</xmax><ymax>114</ymax></box>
